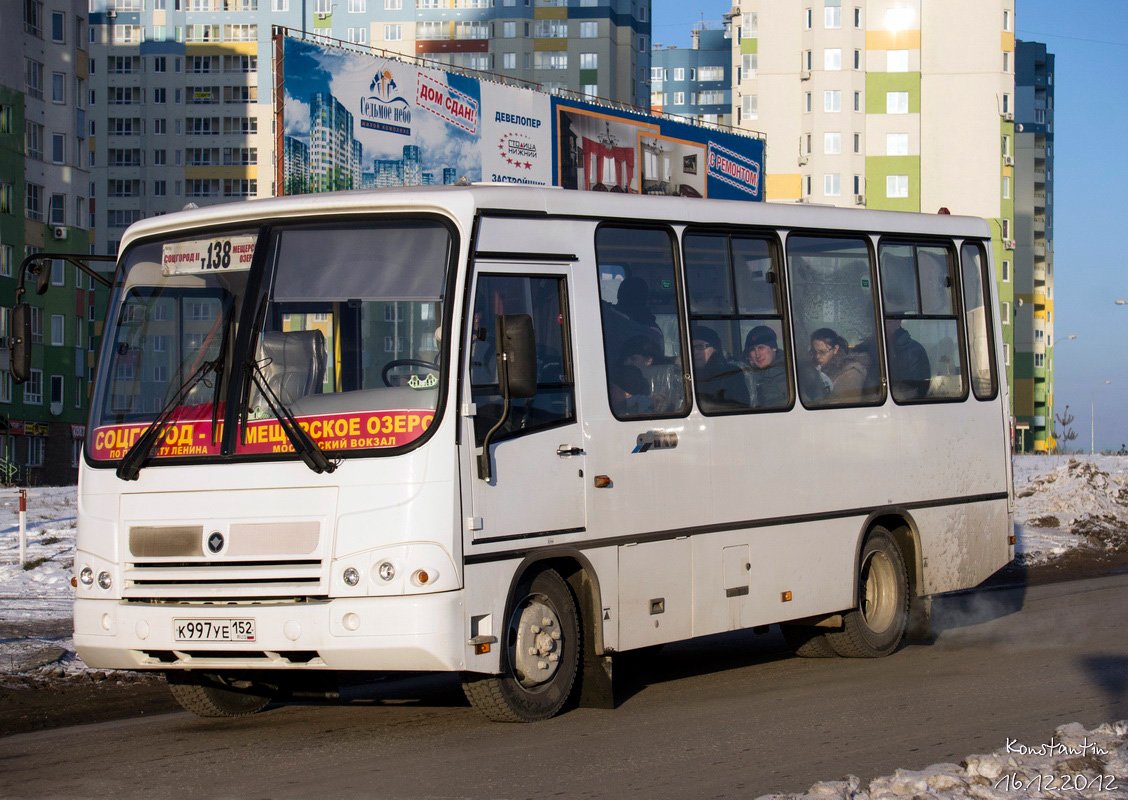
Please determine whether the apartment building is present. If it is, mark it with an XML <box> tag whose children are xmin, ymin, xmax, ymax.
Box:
<box><xmin>651</xmin><ymin>26</ymin><xmax>732</xmax><ymax>126</ymax></box>
<box><xmin>730</xmin><ymin>1</ymin><xmax>1054</xmax><ymax>449</ymax></box>
<box><xmin>1014</xmin><ymin>40</ymin><xmax>1055</xmax><ymax>453</ymax></box>
<box><xmin>1</xmin><ymin>0</ymin><xmax>109</xmax><ymax>485</ymax></box>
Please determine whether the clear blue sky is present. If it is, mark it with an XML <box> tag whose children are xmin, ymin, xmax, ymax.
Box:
<box><xmin>651</xmin><ymin>0</ymin><xmax>1128</xmax><ymax>453</ymax></box>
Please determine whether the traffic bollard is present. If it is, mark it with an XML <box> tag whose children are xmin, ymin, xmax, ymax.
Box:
<box><xmin>18</xmin><ymin>488</ymin><xmax>26</xmax><ymax>567</ymax></box>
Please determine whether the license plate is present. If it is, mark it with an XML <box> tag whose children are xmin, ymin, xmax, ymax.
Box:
<box><xmin>173</xmin><ymin>618</ymin><xmax>256</xmax><ymax>642</ymax></box>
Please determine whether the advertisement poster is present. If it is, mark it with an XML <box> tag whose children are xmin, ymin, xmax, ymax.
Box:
<box><xmin>281</xmin><ymin>37</ymin><xmax>553</xmax><ymax>193</ymax></box>
<box><xmin>278</xmin><ymin>35</ymin><xmax>763</xmax><ymax>201</ymax></box>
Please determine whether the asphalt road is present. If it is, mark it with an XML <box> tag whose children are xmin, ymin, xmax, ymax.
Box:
<box><xmin>3</xmin><ymin>574</ymin><xmax>1127</xmax><ymax>800</ymax></box>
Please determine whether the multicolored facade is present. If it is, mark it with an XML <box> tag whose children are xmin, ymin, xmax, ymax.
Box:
<box><xmin>651</xmin><ymin>27</ymin><xmax>732</xmax><ymax>127</ymax></box>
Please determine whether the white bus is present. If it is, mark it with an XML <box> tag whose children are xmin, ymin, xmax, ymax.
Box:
<box><xmin>47</xmin><ymin>186</ymin><xmax>1012</xmax><ymax>721</ymax></box>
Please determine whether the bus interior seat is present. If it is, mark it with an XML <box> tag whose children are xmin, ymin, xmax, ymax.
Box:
<box><xmin>259</xmin><ymin>329</ymin><xmax>327</xmax><ymax>406</ymax></box>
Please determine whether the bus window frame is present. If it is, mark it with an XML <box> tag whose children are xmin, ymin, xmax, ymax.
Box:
<box><xmin>466</xmin><ymin>271</ymin><xmax>579</xmax><ymax>448</ymax></box>
<box><xmin>877</xmin><ymin>236</ymin><xmax>971</xmax><ymax>406</ymax></box>
<box><xmin>85</xmin><ymin>212</ymin><xmax>461</xmax><ymax>471</ymax></box>
<box><xmin>681</xmin><ymin>224</ymin><xmax>795</xmax><ymax>416</ymax></box>
<box><xmin>957</xmin><ymin>238</ymin><xmax>1001</xmax><ymax>402</ymax></box>
<box><xmin>784</xmin><ymin>230</ymin><xmax>888</xmax><ymax>412</ymax></box>
<box><xmin>594</xmin><ymin>221</ymin><xmax>692</xmax><ymax>423</ymax></box>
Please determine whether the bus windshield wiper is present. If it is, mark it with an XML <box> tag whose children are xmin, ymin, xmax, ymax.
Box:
<box><xmin>116</xmin><ymin>358</ymin><xmax>221</xmax><ymax>481</ymax></box>
<box><xmin>243</xmin><ymin>359</ymin><xmax>337</xmax><ymax>474</ymax></box>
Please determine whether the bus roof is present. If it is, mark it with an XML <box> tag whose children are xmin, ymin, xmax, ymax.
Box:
<box><xmin>119</xmin><ymin>185</ymin><xmax>992</xmax><ymax>253</ymax></box>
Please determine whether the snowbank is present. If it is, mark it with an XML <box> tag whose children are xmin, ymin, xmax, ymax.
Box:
<box><xmin>758</xmin><ymin>720</ymin><xmax>1128</xmax><ymax>800</ymax></box>
<box><xmin>1013</xmin><ymin>455</ymin><xmax>1128</xmax><ymax>565</ymax></box>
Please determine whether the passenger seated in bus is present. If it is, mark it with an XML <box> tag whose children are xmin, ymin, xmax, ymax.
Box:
<box><xmin>601</xmin><ymin>276</ymin><xmax>664</xmax><ymax>359</ymax></box>
<box><xmin>885</xmin><ymin>319</ymin><xmax>931</xmax><ymax>400</ymax></box>
<box><xmin>809</xmin><ymin>327</ymin><xmax>870</xmax><ymax>402</ymax></box>
<box><xmin>608</xmin><ymin>363</ymin><xmax>653</xmax><ymax>416</ymax></box>
<box><xmin>742</xmin><ymin>326</ymin><xmax>788</xmax><ymax>408</ymax></box>
<box><xmin>692</xmin><ymin>325</ymin><xmax>749</xmax><ymax>411</ymax></box>
<box><xmin>620</xmin><ymin>336</ymin><xmax>682</xmax><ymax>413</ymax></box>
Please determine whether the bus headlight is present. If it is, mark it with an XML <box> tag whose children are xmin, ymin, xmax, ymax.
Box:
<box><xmin>377</xmin><ymin>561</ymin><xmax>396</xmax><ymax>581</ymax></box>
<box><xmin>342</xmin><ymin>567</ymin><xmax>360</xmax><ymax>587</ymax></box>
<box><xmin>79</xmin><ymin>566</ymin><xmax>94</xmax><ymax>586</ymax></box>
<box><xmin>97</xmin><ymin>571</ymin><xmax>112</xmax><ymax>590</ymax></box>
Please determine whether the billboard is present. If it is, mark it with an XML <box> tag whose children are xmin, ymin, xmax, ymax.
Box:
<box><xmin>277</xmin><ymin>35</ymin><xmax>763</xmax><ymax>201</ymax></box>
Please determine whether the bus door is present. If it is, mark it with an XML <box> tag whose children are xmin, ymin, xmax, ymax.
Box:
<box><xmin>462</xmin><ymin>263</ymin><xmax>586</xmax><ymax>542</ymax></box>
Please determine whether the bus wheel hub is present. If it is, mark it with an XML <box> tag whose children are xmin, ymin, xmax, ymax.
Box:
<box><xmin>514</xmin><ymin>600</ymin><xmax>562</xmax><ymax>687</ymax></box>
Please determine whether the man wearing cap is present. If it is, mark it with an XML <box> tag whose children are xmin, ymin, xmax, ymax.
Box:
<box><xmin>691</xmin><ymin>325</ymin><xmax>750</xmax><ymax>411</ymax></box>
<box><xmin>743</xmin><ymin>325</ymin><xmax>788</xmax><ymax>408</ymax></box>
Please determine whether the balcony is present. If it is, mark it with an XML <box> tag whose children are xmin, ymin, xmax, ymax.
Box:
<box><xmin>1034</xmin><ymin>192</ymin><xmax>1046</xmax><ymax>210</ymax></box>
<box><xmin>1034</xmin><ymin>215</ymin><xmax>1045</xmax><ymax>234</ymax></box>
<box><xmin>1034</xmin><ymin>265</ymin><xmax>1046</xmax><ymax>283</ymax></box>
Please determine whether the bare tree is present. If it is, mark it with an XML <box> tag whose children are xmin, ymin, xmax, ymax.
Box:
<box><xmin>1054</xmin><ymin>405</ymin><xmax>1078</xmax><ymax>454</ymax></box>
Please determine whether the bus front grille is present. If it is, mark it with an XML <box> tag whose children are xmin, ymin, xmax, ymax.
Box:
<box><xmin>123</xmin><ymin>559</ymin><xmax>326</xmax><ymax>599</ymax></box>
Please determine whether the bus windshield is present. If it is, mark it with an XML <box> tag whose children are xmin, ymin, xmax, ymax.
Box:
<box><xmin>88</xmin><ymin>219</ymin><xmax>453</xmax><ymax>465</ymax></box>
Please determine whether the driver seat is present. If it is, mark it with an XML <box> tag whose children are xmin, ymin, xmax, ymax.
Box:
<box><xmin>259</xmin><ymin>330</ymin><xmax>327</xmax><ymax>406</ymax></box>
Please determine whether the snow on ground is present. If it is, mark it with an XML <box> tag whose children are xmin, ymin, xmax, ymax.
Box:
<box><xmin>1013</xmin><ymin>455</ymin><xmax>1128</xmax><ymax>565</ymax></box>
<box><xmin>758</xmin><ymin>720</ymin><xmax>1128</xmax><ymax>800</ymax></box>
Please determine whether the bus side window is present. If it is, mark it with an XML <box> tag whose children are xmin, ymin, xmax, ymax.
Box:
<box><xmin>960</xmin><ymin>241</ymin><xmax>998</xmax><ymax>400</ymax></box>
<box><xmin>788</xmin><ymin>236</ymin><xmax>884</xmax><ymax>407</ymax></box>
<box><xmin>469</xmin><ymin>274</ymin><xmax>575</xmax><ymax>445</ymax></box>
<box><xmin>595</xmin><ymin>226</ymin><xmax>689</xmax><ymax>419</ymax></box>
<box><xmin>684</xmin><ymin>231</ymin><xmax>790</xmax><ymax>413</ymax></box>
<box><xmin>878</xmin><ymin>242</ymin><xmax>966</xmax><ymax>403</ymax></box>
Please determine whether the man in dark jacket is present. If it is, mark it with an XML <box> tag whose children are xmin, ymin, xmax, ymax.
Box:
<box><xmin>743</xmin><ymin>325</ymin><xmax>788</xmax><ymax>408</ymax></box>
<box><xmin>691</xmin><ymin>325</ymin><xmax>749</xmax><ymax>411</ymax></box>
<box><xmin>885</xmin><ymin>319</ymin><xmax>931</xmax><ymax>400</ymax></box>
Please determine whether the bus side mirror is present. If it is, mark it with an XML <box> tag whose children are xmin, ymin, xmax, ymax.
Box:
<box><xmin>10</xmin><ymin>304</ymin><xmax>32</xmax><ymax>384</ymax></box>
<box><xmin>498</xmin><ymin>314</ymin><xmax>536</xmax><ymax>400</ymax></box>
<box><xmin>35</xmin><ymin>262</ymin><xmax>51</xmax><ymax>296</ymax></box>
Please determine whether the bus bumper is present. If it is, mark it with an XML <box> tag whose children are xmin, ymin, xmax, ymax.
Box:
<box><xmin>74</xmin><ymin>591</ymin><xmax>467</xmax><ymax>673</ymax></box>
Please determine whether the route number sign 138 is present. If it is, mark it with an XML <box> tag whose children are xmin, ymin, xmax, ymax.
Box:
<box><xmin>162</xmin><ymin>234</ymin><xmax>258</xmax><ymax>277</ymax></box>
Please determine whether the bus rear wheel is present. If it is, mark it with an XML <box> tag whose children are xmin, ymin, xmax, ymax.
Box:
<box><xmin>826</xmin><ymin>528</ymin><xmax>909</xmax><ymax>658</ymax></box>
<box><xmin>779</xmin><ymin>625</ymin><xmax>838</xmax><ymax>658</ymax></box>
<box><xmin>461</xmin><ymin>568</ymin><xmax>580</xmax><ymax>722</ymax></box>
<box><xmin>165</xmin><ymin>671</ymin><xmax>276</xmax><ymax>717</ymax></box>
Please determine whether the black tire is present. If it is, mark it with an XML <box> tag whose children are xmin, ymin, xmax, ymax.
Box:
<box><xmin>462</xmin><ymin>569</ymin><xmax>580</xmax><ymax>722</ymax></box>
<box><xmin>165</xmin><ymin>671</ymin><xmax>275</xmax><ymax>717</ymax></box>
<box><xmin>826</xmin><ymin>528</ymin><xmax>909</xmax><ymax>658</ymax></box>
<box><xmin>780</xmin><ymin>625</ymin><xmax>839</xmax><ymax>658</ymax></box>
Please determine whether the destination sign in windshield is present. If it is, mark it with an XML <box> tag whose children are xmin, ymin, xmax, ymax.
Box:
<box><xmin>162</xmin><ymin>234</ymin><xmax>258</xmax><ymax>276</ymax></box>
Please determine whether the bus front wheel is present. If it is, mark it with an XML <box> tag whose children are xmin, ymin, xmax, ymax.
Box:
<box><xmin>165</xmin><ymin>671</ymin><xmax>275</xmax><ymax>717</ymax></box>
<box><xmin>826</xmin><ymin>528</ymin><xmax>909</xmax><ymax>658</ymax></box>
<box><xmin>461</xmin><ymin>568</ymin><xmax>580</xmax><ymax>722</ymax></box>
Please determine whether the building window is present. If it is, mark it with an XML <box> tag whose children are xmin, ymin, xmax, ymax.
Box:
<box><xmin>886</xmin><ymin>133</ymin><xmax>908</xmax><ymax>156</ymax></box>
<box><xmin>1001</xmin><ymin>301</ymin><xmax>1010</xmax><ymax>324</ymax></box>
<box><xmin>48</xmin><ymin>193</ymin><xmax>64</xmax><ymax>225</ymax></box>
<box><xmin>51</xmin><ymin>134</ymin><xmax>65</xmax><ymax>164</ymax></box>
<box><xmin>854</xmin><ymin>91</ymin><xmax>861</xmax><ymax>111</ymax></box>
<box><xmin>824</xmin><ymin>173</ymin><xmax>841</xmax><ymax>197</ymax></box>
<box><xmin>25</xmin><ymin>122</ymin><xmax>44</xmax><ymax>160</ymax></box>
<box><xmin>824</xmin><ymin>90</ymin><xmax>841</xmax><ymax>112</ymax></box>
<box><xmin>888</xmin><ymin>50</ymin><xmax>909</xmax><ymax>72</ymax></box>
<box><xmin>824</xmin><ymin>49</ymin><xmax>841</xmax><ymax>71</ymax></box>
<box><xmin>349</xmin><ymin>0</ymin><xmax>366</xmax><ymax>9</ymax></box>
<box><xmin>51</xmin><ymin>314</ymin><xmax>65</xmax><ymax>346</ymax></box>
<box><xmin>0</xmin><ymin>371</ymin><xmax>10</xmax><ymax>403</ymax></box>
<box><xmin>742</xmin><ymin>53</ymin><xmax>757</xmax><ymax>78</ymax></box>
<box><xmin>347</xmin><ymin>27</ymin><xmax>367</xmax><ymax>43</ymax></box>
<box><xmin>384</xmin><ymin>24</ymin><xmax>401</xmax><ymax>40</ymax></box>
<box><xmin>1003</xmin><ymin>51</ymin><xmax>1010</xmax><ymax>73</ymax></box>
<box><xmin>51</xmin><ymin>10</ymin><xmax>67</xmax><ymax>42</ymax></box>
<box><xmin>579</xmin><ymin>21</ymin><xmax>597</xmax><ymax>38</ymax></box>
<box><xmin>24</xmin><ymin>370</ymin><xmax>43</xmax><ymax>405</ymax></box>
<box><xmin>742</xmin><ymin>95</ymin><xmax>757</xmax><ymax>120</ymax></box>
<box><xmin>51</xmin><ymin>72</ymin><xmax>65</xmax><ymax>104</ymax></box>
<box><xmin>1002</xmin><ymin>219</ymin><xmax>1011</xmax><ymax>239</ymax></box>
<box><xmin>1002</xmin><ymin>175</ymin><xmax>1011</xmax><ymax>199</ymax></box>
<box><xmin>26</xmin><ymin>59</ymin><xmax>44</xmax><ymax>100</ymax></box>
<box><xmin>25</xmin><ymin>183</ymin><xmax>43</xmax><ymax>222</ymax></box>
<box><xmin>1002</xmin><ymin>260</ymin><xmax>1010</xmax><ymax>282</ymax></box>
<box><xmin>853</xmin><ymin>132</ymin><xmax>861</xmax><ymax>153</ymax></box>
<box><xmin>804</xmin><ymin>7</ymin><xmax>812</xmax><ymax>28</ymax></box>
<box><xmin>673</xmin><ymin>92</ymin><xmax>685</xmax><ymax>106</ymax></box>
<box><xmin>854</xmin><ymin>49</ymin><xmax>861</xmax><ymax>70</ymax></box>
<box><xmin>825</xmin><ymin>4</ymin><xmax>841</xmax><ymax>28</ymax></box>
<box><xmin>805</xmin><ymin>92</ymin><xmax>812</xmax><ymax>113</ymax></box>
<box><xmin>25</xmin><ymin>1</ymin><xmax>44</xmax><ymax>36</ymax></box>
<box><xmin>824</xmin><ymin>132</ymin><xmax>841</xmax><ymax>154</ymax></box>
<box><xmin>886</xmin><ymin>91</ymin><xmax>909</xmax><ymax>114</ymax></box>
<box><xmin>673</xmin><ymin>68</ymin><xmax>685</xmax><ymax>81</ymax></box>
<box><xmin>886</xmin><ymin>175</ymin><xmax>909</xmax><ymax>198</ymax></box>
<box><xmin>580</xmin><ymin>52</ymin><xmax>598</xmax><ymax>69</ymax></box>
<box><xmin>1003</xmin><ymin>8</ymin><xmax>1011</xmax><ymax>31</ymax></box>
<box><xmin>854</xmin><ymin>7</ymin><xmax>862</xmax><ymax>27</ymax></box>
